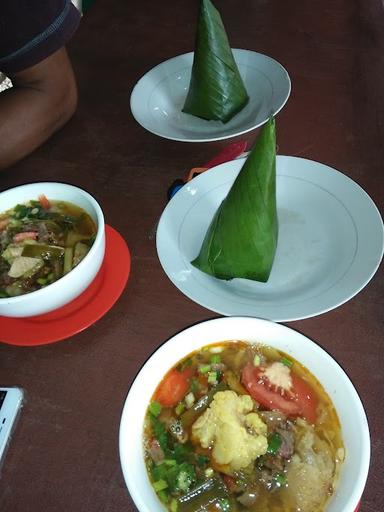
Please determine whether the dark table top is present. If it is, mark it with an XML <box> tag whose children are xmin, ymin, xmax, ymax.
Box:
<box><xmin>1</xmin><ymin>1</ymin><xmax>383</xmax><ymax>510</ymax></box>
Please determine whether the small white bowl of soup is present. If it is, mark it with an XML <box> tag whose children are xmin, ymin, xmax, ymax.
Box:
<box><xmin>119</xmin><ymin>316</ymin><xmax>370</xmax><ymax>512</ymax></box>
<box><xmin>0</xmin><ymin>182</ymin><xmax>105</xmax><ymax>317</ymax></box>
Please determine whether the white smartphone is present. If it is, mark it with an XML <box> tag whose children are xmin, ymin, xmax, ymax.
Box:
<box><xmin>0</xmin><ymin>387</ymin><xmax>24</xmax><ymax>467</ymax></box>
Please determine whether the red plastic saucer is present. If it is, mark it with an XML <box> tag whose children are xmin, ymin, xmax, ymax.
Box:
<box><xmin>0</xmin><ymin>225</ymin><xmax>130</xmax><ymax>346</ymax></box>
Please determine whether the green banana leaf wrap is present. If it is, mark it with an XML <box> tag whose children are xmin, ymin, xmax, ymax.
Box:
<box><xmin>191</xmin><ymin>118</ymin><xmax>278</xmax><ymax>282</ymax></box>
<box><xmin>182</xmin><ymin>0</ymin><xmax>249</xmax><ymax>123</ymax></box>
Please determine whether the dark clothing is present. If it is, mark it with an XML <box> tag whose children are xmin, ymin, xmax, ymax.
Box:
<box><xmin>0</xmin><ymin>1</ymin><xmax>80</xmax><ymax>74</ymax></box>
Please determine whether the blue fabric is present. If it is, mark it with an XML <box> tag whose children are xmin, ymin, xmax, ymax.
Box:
<box><xmin>0</xmin><ymin>0</ymin><xmax>81</xmax><ymax>74</ymax></box>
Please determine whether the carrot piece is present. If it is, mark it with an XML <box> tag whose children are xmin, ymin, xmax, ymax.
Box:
<box><xmin>155</xmin><ymin>368</ymin><xmax>193</xmax><ymax>407</ymax></box>
<box><xmin>38</xmin><ymin>194</ymin><xmax>51</xmax><ymax>209</ymax></box>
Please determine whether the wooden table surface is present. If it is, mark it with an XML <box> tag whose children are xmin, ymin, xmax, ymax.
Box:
<box><xmin>1</xmin><ymin>1</ymin><xmax>383</xmax><ymax>511</ymax></box>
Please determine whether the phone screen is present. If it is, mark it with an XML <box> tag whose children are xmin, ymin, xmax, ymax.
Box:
<box><xmin>0</xmin><ymin>388</ymin><xmax>23</xmax><ymax>468</ymax></box>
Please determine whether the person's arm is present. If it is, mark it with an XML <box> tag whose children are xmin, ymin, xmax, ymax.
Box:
<box><xmin>0</xmin><ymin>47</ymin><xmax>78</xmax><ymax>170</ymax></box>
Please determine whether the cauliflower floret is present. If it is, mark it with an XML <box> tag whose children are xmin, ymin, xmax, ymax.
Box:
<box><xmin>192</xmin><ymin>390</ymin><xmax>268</xmax><ymax>471</ymax></box>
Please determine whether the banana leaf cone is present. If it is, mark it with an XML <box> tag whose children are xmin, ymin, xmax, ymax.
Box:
<box><xmin>182</xmin><ymin>0</ymin><xmax>249</xmax><ymax>123</ymax></box>
<box><xmin>191</xmin><ymin>118</ymin><xmax>278</xmax><ymax>282</ymax></box>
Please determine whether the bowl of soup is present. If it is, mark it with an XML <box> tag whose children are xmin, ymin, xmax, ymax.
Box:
<box><xmin>119</xmin><ymin>316</ymin><xmax>370</xmax><ymax>512</ymax></box>
<box><xmin>0</xmin><ymin>182</ymin><xmax>105</xmax><ymax>317</ymax></box>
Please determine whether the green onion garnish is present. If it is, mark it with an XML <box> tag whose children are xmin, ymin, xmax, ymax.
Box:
<box><xmin>199</xmin><ymin>364</ymin><xmax>211</xmax><ymax>374</ymax></box>
<box><xmin>149</xmin><ymin>401</ymin><xmax>162</xmax><ymax>417</ymax></box>
<box><xmin>164</xmin><ymin>459</ymin><xmax>177</xmax><ymax>467</ymax></box>
<box><xmin>280</xmin><ymin>357</ymin><xmax>293</xmax><ymax>368</ymax></box>
<box><xmin>157</xmin><ymin>489</ymin><xmax>169</xmax><ymax>504</ymax></box>
<box><xmin>207</xmin><ymin>371</ymin><xmax>218</xmax><ymax>385</ymax></box>
<box><xmin>153</xmin><ymin>479</ymin><xmax>168</xmax><ymax>492</ymax></box>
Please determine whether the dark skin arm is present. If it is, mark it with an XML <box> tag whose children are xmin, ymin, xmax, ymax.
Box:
<box><xmin>0</xmin><ymin>47</ymin><xmax>78</xmax><ymax>170</ymax></box>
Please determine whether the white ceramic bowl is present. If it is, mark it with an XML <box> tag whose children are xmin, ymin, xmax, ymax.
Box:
<box><xmin>119</xmin><ymin>316</ymin><xmax>370</xmax><ymax>512</ymax></box>
<box><xmin>0</xmin><ymin>182</ymin><xmax>105</xmax><ymax>317</ymax></box>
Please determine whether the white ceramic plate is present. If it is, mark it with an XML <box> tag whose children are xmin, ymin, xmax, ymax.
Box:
<box><xmin>156</xmin><ymin>156</ymin><xmax>384</xmax><ymax>321</ymax></box>
<box><xmin>130</xmin><ymin>49</ymin><xmax>291</xmax><ymax>142</ymax></box>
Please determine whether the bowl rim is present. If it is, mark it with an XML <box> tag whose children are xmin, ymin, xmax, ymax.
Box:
<box><xmin>0</xmin><ymin>181</ymin><xmax>105</xmax><ymax>304</ymax></box>
<box><xmin>119</xmin><ymin>316</ymin><xmax>371</xmax><ymax>512</ymax></box>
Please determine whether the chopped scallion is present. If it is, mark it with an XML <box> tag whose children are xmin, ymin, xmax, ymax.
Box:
<box><xmin>149</xmin><ymin>401</ymin><xmax>162</xmax><ymax>417</ymax></box>
<box><xmin>199</xmin><ymin>364</ymin><xmax>211</xmax><ymax>374</ymax></box>
<box><xmin>207</xmin><ymin>371</ymin><xmax>218</xmax><ymax>385</ymax></box>
<box><xmin>153</xmin><ymin>479</ymin><xmax>168</xmax><ymax>492</ymax></box>
<box><xmin>253</xmin><ymin>354</ymin><xmax>261</xmax><ymax>366</ymax></box>
<box><xmin>280</xmin><ymin>357</ymin><xmax>293</xmax><ymax>368</ymax></box>
<box><xmin>158</xmin><ymin>489</ymin><xmax>169</xmax><ymax>504</ymax></box>
<box><xmin>210</xmin><ymin>354</ymin><xmax>221</xmax><ymax>364</ymax></box>
<box><xmin>164</xmin><ymin>459</ymin><xmax>177</xmax><ymax>467</ymax></box>
<box><xmin>151</xmin><ymin>463</ymin><xmax>168</xmax><ymax>481</ymax></box>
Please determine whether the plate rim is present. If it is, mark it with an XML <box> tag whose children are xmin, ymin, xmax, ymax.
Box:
<box><xmin>130</xmin><ymin>48</ymin><xmax>291</xmax><ymax>143</ymax></box>
<box><xmin>156</xmin><ymin>155</ymin><xmax>384</xmax><ymax>321</ymax></box>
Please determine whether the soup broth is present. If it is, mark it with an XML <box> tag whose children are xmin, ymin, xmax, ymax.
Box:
<box><xmin>0</xmin><ymin>195</ymin><xmax>96</xmax><ymax>298</ymax></box>
<box><xmin>143</xmin><ymin>341</ymin><xmax>344</xmax><ymax>512</ymax></box>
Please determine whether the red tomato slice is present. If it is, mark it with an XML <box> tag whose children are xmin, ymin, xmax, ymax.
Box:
<box><xmin>154</xmin><ymin>367</ymin><xmax>192</xmax><ymax>407</ymax></box>
<box><xmin>242</xmin><ymin>363</ymin><xmax>301</xmax><ymax>417</ymax></box>
<box><xmin>241</xmin><ymin>363</ymin><xmax>318</xmax><ymax>423</ymax></box>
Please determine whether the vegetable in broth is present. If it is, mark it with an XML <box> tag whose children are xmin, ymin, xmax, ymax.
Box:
<box><xmin>143</xmin><ymin>341</ymin><xmax>344</xmax><ymax>512</ymax></box>
<box><xmin>0</xmin><ymin>195</ymin><xmax>96</xmax><ymax>298</ymax></box>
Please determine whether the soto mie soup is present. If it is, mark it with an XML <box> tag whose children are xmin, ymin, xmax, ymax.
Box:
<box><xmin>143</xmin><ymin>341</ymin><xmax>344</xmax><ymax>512</ymax></box>
<box><xmin>0</xmin><ymin>195</ymin><xmax>97</xmax><ymax>298</ymax></box>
